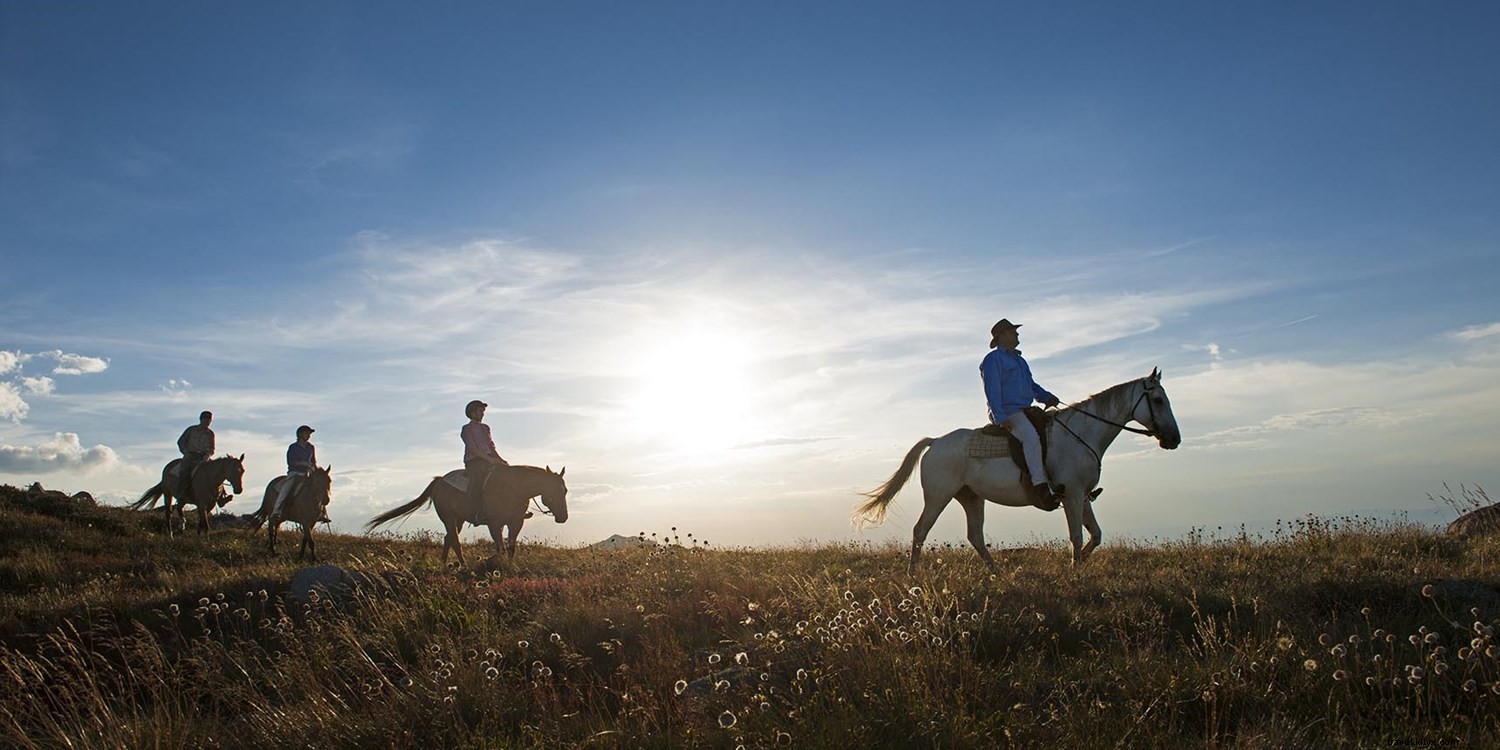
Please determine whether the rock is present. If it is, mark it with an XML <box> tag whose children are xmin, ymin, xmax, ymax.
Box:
<box><xmin>287</xmin><ymin>564</ymin><xmax>387</xmax><ymax>608</ymax></box>
<box><xmin>1446</xmin><ymin>503</ymin><xmax>1500</xmax><ymax>537</ymax></box>
<box><xmin>591</xmin><ymin>534</ymin><xmax>658</xmax><ymax>550</ymax></box>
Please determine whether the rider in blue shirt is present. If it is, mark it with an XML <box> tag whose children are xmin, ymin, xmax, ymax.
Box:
<box><xmin>980</xmin><ymin>319</ymin><xmax>1063</xmax><ymax>510</ymax></box>
<box><xmin>271</xmin><ymin>425</ymin><xmax>327</xmax><ymax>522</ymax></box>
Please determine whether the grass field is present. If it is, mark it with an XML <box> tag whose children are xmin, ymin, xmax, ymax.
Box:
<box><xmin>2</xmin><ymin>483</ymin><xmax>1499</xmax><ymax>749</ymax></box>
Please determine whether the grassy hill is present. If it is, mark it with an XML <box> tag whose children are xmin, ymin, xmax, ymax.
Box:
<box><xmin>2</xmin><ymin>483</ymin><xmax>1499</xmax><ymax>749</ymax></box>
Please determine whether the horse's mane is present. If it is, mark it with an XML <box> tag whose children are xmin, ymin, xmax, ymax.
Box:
<box><xmin>1065</xmin><ymin>377</ymin><xmax>1143</xmax><ymax>415</ymax></box>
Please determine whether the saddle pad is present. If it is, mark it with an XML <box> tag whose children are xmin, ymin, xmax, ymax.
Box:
<box><xmin>968</xmin><ymin>431</ymin><xmax>1012</xmax><ymax>459</ymax></box>
<box><xmin>440</xmin><ymin>469</ymin><xmax>469</xmax><ymax>492</ymax></box>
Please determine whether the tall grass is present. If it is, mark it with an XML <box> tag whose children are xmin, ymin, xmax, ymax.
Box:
<box><xmin>2</xmin><ymin>484</ymin><xmax>1499</xmax><ymax>748</ymax></box>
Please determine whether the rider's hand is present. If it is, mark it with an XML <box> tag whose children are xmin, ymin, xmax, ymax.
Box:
<box><xmin>1045</xmin><ymin>395</ymin><xmax>1061</xmax><ymax>408</ymax></box>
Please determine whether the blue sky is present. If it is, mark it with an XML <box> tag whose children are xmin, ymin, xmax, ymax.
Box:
<box><xmin>3</xmin><ymin>2</ymin><xmax>1498</xmax><ymax>548</ymax></box>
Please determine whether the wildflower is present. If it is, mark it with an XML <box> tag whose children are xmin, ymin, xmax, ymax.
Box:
<box><xmin>1463</xmin><ymin>679</ymin><xmax>1477</xmax><ymax>693</ymax></box>
<box><xmin>485</xmin><ymin>666</ymin><xmax>499</xmax><ymax>680</ymax></box>
<box><xmin>518</xmin><ymin>640</ymin><xmax>530</xmax><ymax>650</ymax></box>
<box><xmin>1303</xmin><ymin>659</ymin><xmax>1318</xmax><ymax>672</ymax></box>
<box><xmin>718</xmin><ymin>711</ymin><xmax>737</xmax><ymax>728</ymax></box>
<box><xmin>796</xmin><ymin>668</ymin><xmax>808</xmax><ymax>681</ymax></box>
<box><xmin>708</xmin><ymin>653</ymin><xmax>721</xmax><ymax>664</ymax></box>
<box><xmin>776</xmin><ymin>731</ymin><xmax>792</xmax><ymax>745</ymax></box>
<box><xmin>1318</xmin><ymin>633</ymin><xmax>1332</xmax><ymax>647</ymax></box>
<box><xmin>1276</xmin><ymin>637</ymin><xmax>1295</xmax><ymax>652</ymax></box>
<box><xmin>909</xmin><ymin>586</ymin><xmax>923</xmax><ymax>597</ymax></box>
<box><xmin>1365</xmin><ymin>676</ymin><xmax>1377</xmax><ymax>686</ymax></box>
<box><xmin>1424</xmin><ymin>632</ymin><xmax>1440</xmax><ymax>645</ymax></box>
<box><xmin>1347</xmin><ymin>634</ymin><xmax>1361</xmax><ymax>645</ymax></box>
<box><xmin>169</xmin><ymin>604</ymin><xmax>180</xmax><ymax>616</ymax></box>
<box><xmin>550</xmin><ymin>633</ymin><xmax>563</xmax><ymax>644</ymax></box>
<box><xmin>1333</xmin><ymin>669</ymin><xmax>1348</xmax><ymax>681</ymax></box>
<box><xmin>1422</xmin><ymin>584</ymin><xmax>1436</xmax><ymax>598</ymax></box>
<box><xmin>674</xmin><ymin>679</ymin><xmax>687</xmax><ymax>696</ymax></box>
<box><xmin>1330</xmin><ymin>644</ymin><xmax>1346</xmax><ymax>658</ymax></box>
<box><xmin>198</xmin><ymin>597</ymin><xmax>209</xmax><ymax>607</ymax></box>
<box><xmin>735</xmin><ymin>652</ymin><xmax>748</xmax><ymax>665</ymax></box>
<box><xmin>636</xmin><ymin>604</ymin><xmax>645</xmax><ymax>613</ymax></box>
<box><xmin>715</xmin><ymin>680</ymin><xmax>729</xmax><ymax>692</ymax></box>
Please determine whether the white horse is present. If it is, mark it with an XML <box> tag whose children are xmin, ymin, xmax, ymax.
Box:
<box><xmin>855</xmin><ymin>368</ymin><xmax>1181</xmax><ymax>570</ymax></box>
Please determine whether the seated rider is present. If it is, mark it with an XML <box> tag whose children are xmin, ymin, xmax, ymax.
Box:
<box><xmin>271</xmin><ymin>425</ymin><xmax>328</xmax><ymax>522</ymax></box>
<box><xmin>980</xmin><ymin>319</ymin><xmax>1063</xmax><ymax>511</ymax></box>
<box><xmin>462</xmin><ymin>400</ymin><xmax>511</xmax><ymax>524</ymax></box>
<box><xmin>176</xmin><ymin>410</ymin><xmax>215</xmax><ymax>501</ymax></box>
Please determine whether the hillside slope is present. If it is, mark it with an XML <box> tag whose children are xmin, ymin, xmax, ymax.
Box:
<box><xmin>3</xmin><ymin>483</ymin><xmax>1500</xmax><ymax>748</ymax></box>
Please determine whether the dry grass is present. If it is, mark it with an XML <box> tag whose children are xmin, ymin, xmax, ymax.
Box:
<box><xmin>3</xmin><ymin>484</ymin><xmax>1500</xmax><ymax>748</ymax></box>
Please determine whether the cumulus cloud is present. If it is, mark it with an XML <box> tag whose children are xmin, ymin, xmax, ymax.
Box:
<box><xmin>46</xmin><ymin>350</ymin><xmax>109</xmax><ymax>375</ymax></box>
<box><xmin>0</xmin><ymin>351</ymin><xmax>28</xmax><ymax>376</ymax></box>
<box><xmin>0</xmin><ymin>432</ymin><xmax>120</xmax><ymax>473</ymax></box>
<box><xmin>20</xmin><ymin>376</ymin><xmax>54</xmax><ymax>396</ymax></box>
<box><xmin>0</xmin><ymin>382</ymin><xmax>27</xmax><ymax>421</ymax></box>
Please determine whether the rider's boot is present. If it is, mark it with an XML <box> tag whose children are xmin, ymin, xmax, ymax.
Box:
<box><xmin>1032</xmin><ymin>482</ymin><xmax>1062</xmax><ymax>512</ymax></box>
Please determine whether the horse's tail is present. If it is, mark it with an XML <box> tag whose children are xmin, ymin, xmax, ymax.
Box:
<box><xmin>854</xmin><ymin>437</ymin><xmax>935</xmax><ymax>529</ymax></box>
<box><xmin>364</xmin><ymin>478</ymin><xmax>442</xmax><ymax>532</ymax></box>
<box><xmin>130</xmin><ymin>483</ymin><xmax>166</xmax><ymax>511</ymax></box>
<box><xmin>246</xmin><ymin>508</ymin><xmax>268</xmax><ymax>532</ymax></box>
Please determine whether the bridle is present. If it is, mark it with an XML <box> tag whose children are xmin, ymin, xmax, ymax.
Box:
<box><xmin>1053</xmin><ymin>379</ymin><xmax>1163</xmax><ymax>465</ymax></box>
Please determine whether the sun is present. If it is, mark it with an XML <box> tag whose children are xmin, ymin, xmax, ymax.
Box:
<box><xmin>622</xmin><ymin>322</ymin><xmax>761</xmax><ymax>455</ymax></box>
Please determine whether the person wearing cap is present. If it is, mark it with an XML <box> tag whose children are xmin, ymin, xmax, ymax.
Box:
<box><xmin>981</xmin><ymin>319</ymin><xmax>1063</xmax><ymax>510</ymax></box>
<box><xmin>271</xmin><ymin>424</ymin><xmax>325</xmax><ymax>521</ymax></box>
<box><xmin>175</xmin><ymin>410</ymin><xmax>215</xmax><ymax>501</ymax></box>
<box><xmin>462</xmin><ymin>400</ymin><xmax>510</xmax><ymax>524</ymax></box>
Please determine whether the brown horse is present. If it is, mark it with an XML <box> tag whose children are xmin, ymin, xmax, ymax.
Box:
<box><xmin>248</xmin><ymin>466</ymin><xmax>333</xmax><ymax>561</ymax></box>
<box><xmin>365</xmin><ymin>465</ymin><xmax>568</xmax><ymax>566</ymax></box>
<box><xmin>130</xmin><ymin>454</ymin><xmax>246</xmax><ymax>537</ymax></box>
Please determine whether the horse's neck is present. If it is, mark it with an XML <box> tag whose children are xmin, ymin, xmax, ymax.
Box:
<box><xmin>1058</xmin><ymin>380</ymin><xmax>1141</xmax><ymax>456</ymax></box>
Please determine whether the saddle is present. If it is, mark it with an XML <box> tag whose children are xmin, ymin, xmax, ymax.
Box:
<box><xmin>972</xmin><ymin>406</ymin><xmax>1051</xmax><ymax>469</ymax></box>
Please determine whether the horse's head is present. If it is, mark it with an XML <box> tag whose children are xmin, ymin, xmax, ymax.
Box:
<box><xmin>308</xmin><ymin>465</ymin><xmax>333</xmax><ymax>503</ymax></box>
<box><xmin>1133</xmin><ymin>368</ymin><xmax>1182</xmax><ymax>450</ymax></box>
<box><xmin>227</xmin><ymin>453</ymin><xmax>246</xmax><ymax>494</ymax></box>
<box><xmin>540</xmin><ymin>465</ymin><xmax>569</xmax><ymax>523</ymax></box>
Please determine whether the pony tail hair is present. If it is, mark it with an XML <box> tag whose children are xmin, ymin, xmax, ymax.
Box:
<box><xmin>853</xmin><ymin>437</ymin><xmax>934</xmax><ymax>529</ymax></box>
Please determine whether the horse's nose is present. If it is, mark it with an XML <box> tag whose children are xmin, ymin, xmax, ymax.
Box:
<box><xmin>553</xmin><ymin>513</ymin><xmax>568</xmax><ymax>523</ymax></box>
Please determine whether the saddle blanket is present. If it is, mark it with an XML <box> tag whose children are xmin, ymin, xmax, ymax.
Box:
<box><xmin>440</xmin><ymin>469</ymin><xmax>469</xmax><ymax>491</ymax></box>
<box><xmin>968</xmin><ymin>430</ymin><xmax>1013</xmax><ymax>459</ymax></box>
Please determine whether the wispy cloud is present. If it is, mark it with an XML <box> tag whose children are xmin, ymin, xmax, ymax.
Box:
<box><xmin>1449</xmin><ymin>322</ymin><xmax>1500</xmax><ymax>342</ymax></box>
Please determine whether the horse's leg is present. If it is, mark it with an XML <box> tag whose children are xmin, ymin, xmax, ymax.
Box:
<box><xmin>164</xmin><ymin>496</ymin><xmax>175</xmax><ymax>539</ymax></box>
<box><xmin>908</xmin><ymin>494</ymin><xmax>950</xmax><ymax>575</ymax></box>
<box><xmin>197</xmin><ymin>506</ymin><xmax>209</xmax><ymax>536</ymax></box>
<box><xmin>448</xmin><ymin>522</ymin><xmax>466</xmax><ymax>567</ymax></box>
<box><xmin>301</xmin><ymin>524</ymin><xmax>316</xmax><ymax>562</ymax></box>
<box><xmin>1062</xmin><ymin>495</ymin><xmax>1087</xmax><ymax>566</ymax></box>
<box><xmin>506</xmin><ymin>525</ymin><xmax>518</xmax><ymax>561</ymax></box>
<box><xmin>955</xmin><ymin>490</ymin><xmax>998</xmax><ymax>570</ymax></box>
<box><xmin>1078</xmin><ymin>497</ymin><xmax>1102</xmax><ymax>562</ymax></box>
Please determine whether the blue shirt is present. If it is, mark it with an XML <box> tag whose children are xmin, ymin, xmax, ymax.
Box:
<box><xmin>980</xmin><ymin>347</ymin><xmax>1057</xmax><ymax>423</ymax></box>
<box><xmin>286</xmin><ymin>441</ymin><xmax>316</xmax><ymax>473</ymax></box>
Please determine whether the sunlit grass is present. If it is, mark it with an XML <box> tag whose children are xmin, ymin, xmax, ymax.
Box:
<box><xmin>2</xmin><ymin>484</ymin><xmax>1499</xmax><ymax>748</ymax></box>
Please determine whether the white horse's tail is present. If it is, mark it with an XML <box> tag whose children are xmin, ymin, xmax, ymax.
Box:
<box><xmin>364</xmin><ymin>478</ymin><xmax>442</xmax><ymax>532</ymax></box>
<box><xmin>854</xmin><ymin>437</ymin><xmax>935</xmax><ymax>529</ymax></box>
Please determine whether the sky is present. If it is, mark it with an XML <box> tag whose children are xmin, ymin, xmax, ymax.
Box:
<box><xmin>2</xmin><ymin>1</ymin><xmax>1498</xmax><ymax>550</ymax></box>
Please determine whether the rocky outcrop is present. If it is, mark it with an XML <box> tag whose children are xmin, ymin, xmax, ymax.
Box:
<box><xmin>1445</xmin><ymin>503</ymin><xmax>1500</xmax><ymax>537</ymax></box>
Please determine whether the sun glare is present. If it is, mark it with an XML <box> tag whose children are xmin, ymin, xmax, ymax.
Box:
<box><xmin>623</xmin><ymin>322</ymin><xmax>761</xmax><ymax>455</ymax></box>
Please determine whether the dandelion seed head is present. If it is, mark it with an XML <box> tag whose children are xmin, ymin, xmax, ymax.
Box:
<box><xmin>1303</xmin><ymin>659</ymin><xmax>1318</xmax><ymax>672</ymax></box>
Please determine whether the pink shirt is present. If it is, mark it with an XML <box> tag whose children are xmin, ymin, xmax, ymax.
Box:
<box><xmin>461</xmin><ymin>421</ymin><xmax>502</xmax><ymax>465</ymax></box>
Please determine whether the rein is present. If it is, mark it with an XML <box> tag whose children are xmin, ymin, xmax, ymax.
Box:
<box><xmin>530</xmin><ymin>497</ymin><xmax>554</xmax><ymax>516</ymax></box>
<box><xmin>1053</xmin><ymin>383</ymin><xmax>1160</xmax><ymax>465</ymax></box>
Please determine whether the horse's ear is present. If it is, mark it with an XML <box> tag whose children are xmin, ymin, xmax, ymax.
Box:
<box><xmin>559</xmin><ymin>466</ymin><xmax>566</xmax><ymax>478</ymax></box>
<box><xmin>546</xmin><ymin>464</ymin><xmax>552</xmax><ymax>473</ymax></box>
<box><xmin>1149</xmin><ymin>367</ymin><xmax>1160</xmax><ymax>380</ymax></box>
<box><xmin>238</xmin><ymin>453</ymin><xmax>245</xmax><ymax>462</ymax></box>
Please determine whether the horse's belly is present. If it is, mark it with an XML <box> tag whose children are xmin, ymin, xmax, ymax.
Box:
<box><xmin>966</xmin><ymin>458</ymin><xmax>1032</xmax><ymax>507</ymax></box>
